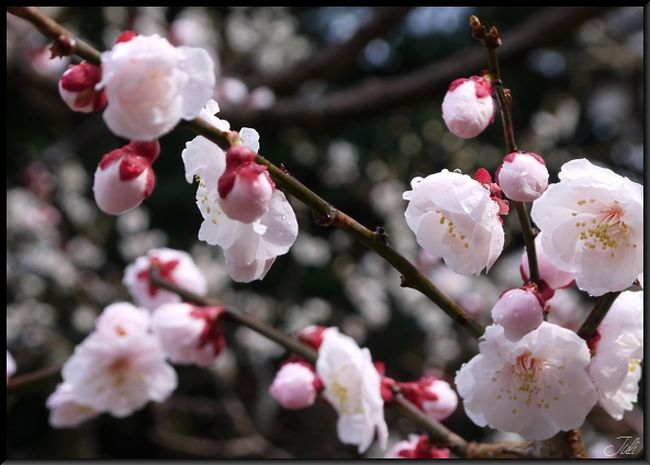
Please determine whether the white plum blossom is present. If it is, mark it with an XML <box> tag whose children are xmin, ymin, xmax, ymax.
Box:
<box><xmin>7</xmin><ymin>351</ymin><xmax>16</xmax><ymax>382</ymax></box>
<box><xmin>497</xmin><ymin>151</ymin><xmax>549</xmax><ymax>202</ymax></box>
<box><xmin>46</xmin><ymin>383</ymin><xmax>99</xmax><ymax>428</ymax></box>
<box><xmin>491</xmin><ymin>288</ymin><xmax>544</xmax><ymax>341</ymax></box>
<box><xmin>420</xmin><ymin>379</ymin><xmax>459</xmax><ymax>422</ymax></box>
<box><xmin>269</xmin><ymin>362</ymin><xmax>318</xmax><ymax>410</ymax></box>
<box><xmin>589</xmin><ymin>291</ymin><xmax>643</xmax><ymax>420</ymax></box>
<box><xmin>98</xmin><ymin>34</ymin><xmax>215</xmax><ymax>140</ymax></box>
<box><xmin>403</xmin><ymin>170</ymin><xmax>504</xmax><ymax>275</ymax></box>
<box><xmin>95</xmin><ymin>302</ymin><xmax>150</xmax><ymax>335</ymax></box>
<box><xmin>151</xmin><ymin>303</ymin><xmax>225</xmax><ymax>367</ymax></box>
<box><xmin>61</xmin><ymin>302</ymin><xmax>177</xmax><ymax>417</ymax></box>
<box><xmin>442</xmin><ymin>76</ymin><xmax>494</xmax><ymax>139</ymax></box>
<box><xmin>530</xmin><ymin>159</ymin><xmax>643</xmax><ymax>296</ymax></box>
<box><xmin>521</xmin><ymin>233</ymin><xmax>574</xmax><ymax>290</ymax></box>
<box><xmin>123</xmin><ymin>248</ymin><xmax>208</xmax><ymax>311</ymax></box>
<box><xmin>455</xmin><ymin>322</ymin><xmax>597</xmax><ymax>440</ymax></box>
<box><xmin>181</xmin><ymin>101</ymin><xmax>298</xmax><ymax>283</ymax></box>
<box><xmin>316</xmin><ymin>327</ymin><xmax>388</xmax><ymax>454</ymax></box>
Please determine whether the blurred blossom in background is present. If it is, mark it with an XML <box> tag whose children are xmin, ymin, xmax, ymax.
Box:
<box><xmin>6</xmin><ymin>6</ymin><xmax>643</xmax><ymax>459</ymax></box>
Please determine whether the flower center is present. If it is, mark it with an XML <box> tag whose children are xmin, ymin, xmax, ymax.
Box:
<box><xmin>628</xmin><ymin>358</ymin><xmax>641</xmax><ymax>373</ymax></box>
<box><xmin>435</xmin><ymin>210</ymin><xmax>470</xmax><ymax>249</ymax></box>
<box><xmin>573</xmin><ymin>199</ymin><xmax>635</xmax><ymax>256</ymax></box>
<box><xmin>108</xmin><ymin>357</ymin><xmax>131</xmax><ymax>386</ymax></box>
<box><xmin>514</xmin><ymin>351</ymin><xmax>544</xmax><ymax>407</ymax></box>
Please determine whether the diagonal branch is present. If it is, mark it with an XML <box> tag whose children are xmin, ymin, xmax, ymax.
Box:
<box><xmin>245</xmin><ymin>7</ymin><xmax>414</xmax><ymax>95</ymax></box>
<box><xmin>221</xmin><ymin>7</ymin><xmax>610</xmax><ymax>129</ymax></box>
<box><xmin>185</xmin><ymin>118</ymin><xmax>485</xmax><ymax>339</ymax></box>
<box><xmin>149</xmin><ymin>269</ymin><xmax>470</xmax><ymax>456</ymax></box>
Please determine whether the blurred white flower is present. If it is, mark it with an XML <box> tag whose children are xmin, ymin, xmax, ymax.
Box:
<box><xmin>589</xmin><ymin>291</ymin><xmax>643</xmax><ymax>420</ymax></box>
<box><xmin>455</xmin><ymin>323</ymin><xmax>596</xmax><ymax>440</ymax></box>
<box><xmin>46</xmin><ymin>383</ymin><xmax>99</xmax><ymax>428</ymax></box>
<box><xmin>61</xmin><ymin>303</ymin><xmax>176</xmax><ymax>418</ymax></box>
<box><xmin>420</xmin><ymin>379</ymin><xmax>458</xmax><ymax>422</ymax></box>
<box><xmin>123</xmin><ymin>248</ymin><xmax>208</xmax><ymax>311</ymax></box>
<box><xmin>316</xmin><ymin>327</ymin><xmax>388</xmax><ymax>453</ymax></box>
<box><xmin>151</xmin><ymin>303</ymin><xmax>225</xmax><ymax>367</ymax></box>
<box><xmin>98</xmin><ymin>34</ymin><xmax>215</xmax><ymax>140</ymax></box>
<box><xmin>531</xmin><ymin>159</ymin><xmax>643</xmax><ymax>296</ymax></box>
<box><xmin>442</xmin><ymin>76</ymin><xmax>494</xmax><ymax>139</ymax></box>
<box><xmin>403</xmin><ymin>170</ymin><xmax>504</xmax><ymax>275</ymax></box>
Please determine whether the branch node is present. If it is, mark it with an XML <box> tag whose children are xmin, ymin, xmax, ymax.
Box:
<box><xmin>373</xmin><ymin>226</ymin><xmax>388</xmax><ymax>242</ymax></box>
<box><xmin>399</xmin><ymin>275</ymin><xmax>409</xmax><ymax>288</ymax></box>
<box><xmin>312</xmin><ymin>210</ymin><xmax>334</xmax><ymax>227</ymax></box>
<box><xmin>49</xmin><ymin>33</ymin><xmax>76</xmax><ymax>59</ymax></box>
<box><xmin>279</xmin><ymin>163</ymin><xmax>290</xmax><ymax>175</ymax></box>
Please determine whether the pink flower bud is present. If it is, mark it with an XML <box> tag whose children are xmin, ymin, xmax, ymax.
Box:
<box><xmin>421</xmin><ymin>379</ymin><xmax>458</xmax><ymax>422</ymax></box>
<box><xmin>491</xmin><ymin>288</ymin><xmax>544</xmax><ymax>341</ymax></box>
<box><xmin>127</xmin><ymin>140</ymin><xmax>160</xmax><ymax>163</ymax></box>
<box><xmin>218</xmin><ymin>145</ymin><xmax>275</xmax><ymax>223</ymax></box>
<box><xmin>298</xmin><ymin>325</ymin><xmax>327</xmax><ymax>350</ymax></box>
<box><xmin>497</xmin><ymin>151</ymin><xmax>549</xmax><ymax>202</ymax></box>
<box><xmin>442</xmin><ymin>76</ymin><xmax>494</xmax><ymax>139</ymax></box>
<box><xmin>521</xmin><ymin>233</ymin><xmax>574</xmax><ymax>290</ymax></box>
<box><xmin>58</xmin><ymin>63</ymin><xmax>106</xmax><ymax>113</ymax></box>
<box><xmin>93</xmin><ymin>146</ymin><xmax>155</xmax><ymax>215</ymax></box>
<box><xmin>385</xmin><ymin>435</ymin><xmax>450</xmax><ymax>459</ymax></box>
<box><xmin>151</xmin><ymin>303</ymin><xmax>225</xmax><ymax>367</ymax></box>
<box><xmin>269</xmin><ymin>362</ymin><xmax>318</xmax><ymax>410</ymax></box>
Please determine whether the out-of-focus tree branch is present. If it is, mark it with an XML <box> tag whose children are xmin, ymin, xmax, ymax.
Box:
<box><xmin>223</xmin><ymin>7</ymin><xmax>610</xmax><ymax>129</ymax></box>
<box><xmin>245</xmin><ymin>7</ymin><xmax>414</xmax><ymax>95</ymax></box>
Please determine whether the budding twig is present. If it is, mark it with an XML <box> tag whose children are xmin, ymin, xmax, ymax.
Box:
<box><xmin>471</xmin><ymin>15</ymin><xmax>541</xmax><ymax>286</ymax></box>
<box><xmin>185</xmin><ymin>119</ymin><xmax>485</xmax><ymax>339</ymax></box>
<box><xmin>149</xmin><ymin>269</ymin><xmax>471</xmax><ymax>456</ymax></box>
<box><xmin>7</xmin><ymin>7</ymin><xmax>101</xmax><ymax>65</ymax></box>
<box><xmin>8</xmin><ymin>6</ymin><xmax>485</xmax><ymax>340</ymax></box>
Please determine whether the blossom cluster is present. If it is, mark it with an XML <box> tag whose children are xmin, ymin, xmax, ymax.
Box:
<box><xmin>56</xmin><ymin>31</ymin><xmax>299</xmax><ymax>284</ymax></box>
<box><xmin>46</xmin><ymin>248</ymin><xmax>227</xmax><ymax>427</ymax></box>
<box><xmin>268</xmin><ymin>326</ymin><xmax>460</xmax><ymax>455</ymax></box>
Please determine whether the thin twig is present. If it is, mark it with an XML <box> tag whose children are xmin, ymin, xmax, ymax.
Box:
<box><xmin>577</xmin><ymin>291</ymin><xmax>621</xmax><ymax>341</ymax></box>
<box><xmin>149</xmin><ymin>269</ymin><xmax>471</xmax><ymax>456</ymax></box>
<box><xmin>184</xmin><ymin>118</ymin><xmax>484</xmax><ymax>339</ymax></box>
<box><xmin>471</xmin><ymin>16</ymin><xmax>541</xmax><ymax>285</ymax></box>
<box><xmin>7</xmin><ymin>6</ymin><xmax>101</xmax><ymax>65</ymax></box>
<box><xmin>6</xmin><ymin>364</ymin><xmax>62</xmax><ymax>396</ymax></box>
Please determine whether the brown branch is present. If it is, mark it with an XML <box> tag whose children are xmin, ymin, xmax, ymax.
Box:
<box><xmin>245</xmin><ymin>7</ymin><xmax>414</xmax><ymax>95</ymax></box>
<box><xmin>7</xmin><ymin>6</ymin><xmax>101</xmax><ymax>65</ymax></box>
<box><xmin>577</xmin><ymin>291</ymin><xmax>621</xmax><ymax>341</ymax></box>
<box><xmin>221</xmin><ymin>7</ymin><xmax>610</xmax><ymax>129</ymax></box>
<box><xmin>149</xmin><ymin>269</ymin><xmax>473</xmax><ymax>456</ymax></box>
<box><xmin>6</xmin><ymin>364</ymin><xmax>62</xmax><ymax>396</ymax></box>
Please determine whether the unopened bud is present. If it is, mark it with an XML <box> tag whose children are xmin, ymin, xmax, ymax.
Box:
<box><xmin>497</xmin><ymin>151</ymin><xmax>549</xmax><ymax>202</ymax></box>
<box><xmin>491</xmin><ymin>288</ymin><xmax>544</xmax><ymax>341</ymax></box>
<box><xmin>58</xmin><ymin>63</ymin><xmax>106</xmax><ymax>113</ymax></box>
<box><xmin>93</xmin><ymin>146</ymin><xmax>155</xmax><ymax>215</ymax></box>
<box><xmin>442</xmin><ymin>76</ymin><xmax>495</xmax><ymax>139</ymax></box>
<box><xmin>269</xmin><ymin>362</ymin><xmax>318</xmax><ymax>409</ymax></box>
